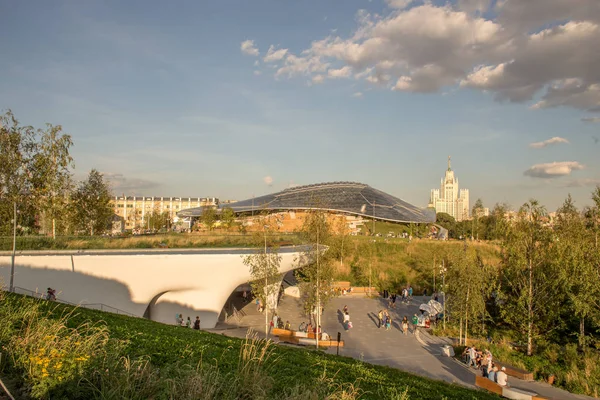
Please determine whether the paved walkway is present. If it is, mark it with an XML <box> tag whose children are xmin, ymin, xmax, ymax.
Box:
<box><xmin>211</xmin><ymin>294</ymin><xmax>594</xmax><ymax>400</ymax></box>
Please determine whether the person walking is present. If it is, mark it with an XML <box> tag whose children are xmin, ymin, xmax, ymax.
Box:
<box><xmin>402</xmin><ymin>316</ymin><xmax>409</xmax><ymax>335</ymax></box>
<box><xmin>186</xmin><ymin>316</ymin><xmax>192</xmax><ymax>328</ymax></box>
<box><xmin>193</xmin><ymin>316</ymin><xmax>201</xmax><ymax>330</ymax></box>
<box><xmin>343</xmin><ymin>311</ymin><xmax>351</xmax><ymax>330</ymax></box>
<box><xmin>377</xmin><ymin>310</ymin><xmax>384</xmax><ymax>328</ymax></box>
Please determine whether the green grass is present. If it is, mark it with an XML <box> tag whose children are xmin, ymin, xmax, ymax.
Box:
<box><xmin>1</xmin><ymin>292</ymin><xmax>500</xmax><ymax>400</ymax></box>
<box><xmin>0</xmin><ymin>232</ymin><xmax>302</xmax><ymax>251</ymax></box>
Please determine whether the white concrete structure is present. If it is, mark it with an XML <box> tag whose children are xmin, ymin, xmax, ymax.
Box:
<box><xmin>429</xmin><ymin>156</ymin><xmax>470</xmax><ymax>221</ymax></box>
<box><xmin>0</xmin><ymin>247</ymin><xmax>308</xmax><ymax>329</ymax></box>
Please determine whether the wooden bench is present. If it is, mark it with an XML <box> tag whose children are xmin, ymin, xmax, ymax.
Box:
<box><xmin>475</xmin><ymin>376</ymin><xmax>548</xmax><ymax>400</ymax></box>
<box><xmin>475</xmin><ymin>376</ymin><xmax>503</xmax><ymax>395</ymax></box>
<box><xmin>278</xmin><ymin>335</ymin><xmax>344</xmax><ymax>347</ymax></box>
<box><xmin>494</xmin><ymin>361</ymin><xmax>534</xmax><ymax>381</ymax></box>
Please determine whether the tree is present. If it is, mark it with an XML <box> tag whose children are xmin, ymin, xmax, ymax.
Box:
<box><xmin>70</xmin><ymin>169</ymin><xmax>113</xmax><ymax>235</ymax></box>
<box><xmin>446</xmin><ymin>246</ymin><xmax>496</xmax><ymax>345</ymax></box>
<box><xmin>436</xmin><ymin>212</ymin><xmax>457</xmax><ymax>238</ymax></box>
<box><xmin>31</xmin><ymin>124</ymin><xmax>74</xmax><ymax>238</ymax></box>
<box><xmin>472</xmin><ymin>198</ymin><xmax>484</xmax><ymax>241</ymax></box>
<box><xmin>556</xmin><ymin>194</ymin><xmax>600</xmax><ymax>348</ymax></box>
<box><xmin>296</xmin><ymin>209</ymin><xmax>336</xmax><ymax>348</ymax></box>
<box><xmin>0</xmin><ymin>110</ymin><xmax>37</xmax><ymax>235</ymax></box>
<box><xmin>221</xmin><ymin>207</ymin><xmax>236</xmax><ymax>230</ymax></box>
<box><xmin>242</xmin><ymin>213</ymin><xmax>282</xmax><ymax>338</ymax></box>
<box><xmin>331</xmin><ymin>216</ymin><xmax>351</xmax><ymax>269</ymax></box>
<box><xmin>148</xmin><ymin>210</ymin><xmax>170</xmax><ymax>231</ymax></box>
<box><xmin>200</xmin><ymin>206</ymin><xmax>217</xmax><ymax>231</ymax></box>
<box><xmin>500</xmin><ymin>200</ymin><xmax>562</xmax><ymax>356</ymax></box>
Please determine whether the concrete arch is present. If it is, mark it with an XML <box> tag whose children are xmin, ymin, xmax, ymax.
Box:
<box><xmin>1</xmin><ymin>247</ymin><xmax>309</xmax><ymax>329</ymax></box>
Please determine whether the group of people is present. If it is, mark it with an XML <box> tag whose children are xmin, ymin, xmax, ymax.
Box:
<box><xmin>297</xmin><ymin>321</ymin><xmax>330</xmax><ymax>340</ymax></box>
<box><xmin>175</xmin><ymin>313</ymin><xmax>201</xmax><ymax>330</ymax></box>
<box><xmin>333</xmin><ymin>287</ymin><xmax>354</xmax><ymax>296</ymax></box>
<box><xmin>271</xmin><ymin>313</ymin><xmax>291</xmax><ymax>330</ymax></box>
<box><xmin>462</xmin><ymin>346</ymin><xmax>509</xmax><ymax>387</ymax></box>
<box><xmin>381</xmin><ymin>286</ymin><xmax>414</xmax><ymax>307</ymax></box>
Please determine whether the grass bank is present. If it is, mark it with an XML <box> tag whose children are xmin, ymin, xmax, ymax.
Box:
<box><xmin>0</xmin><ymin>292</ymin><xmax>498</xmax><ymax>400</ymax></box>
<box><xmin>0</xmin><ymin>232</ymin><xmax>302</xmax><ymax>251</ymax></box>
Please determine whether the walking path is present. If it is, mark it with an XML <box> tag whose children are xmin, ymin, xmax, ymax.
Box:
<box><xmin>211</xmin><ymin>294</ymin><xmax>594</xmax><ymax>400</ymax></box>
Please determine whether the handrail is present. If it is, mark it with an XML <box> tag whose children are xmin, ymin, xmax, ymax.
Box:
<box><xmin>9</xmin><ymin>286</ymin><xmax>139</xmax><ymax>318</ymax></box>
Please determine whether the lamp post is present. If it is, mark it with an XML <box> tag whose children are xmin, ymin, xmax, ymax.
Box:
<box><xmin>9</xmin><ymin>202</ymin><xmax>17</xmax><ymax>292</ymax></box>
<box><xmin>439</xmin><ymin>262</ymin><xmax>447</xmax><ymax>331</ymax></box>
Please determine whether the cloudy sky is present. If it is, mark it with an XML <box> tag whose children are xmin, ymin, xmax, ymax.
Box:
<box><xmin>1</xmin><ymin>0</ymin><xmax>599</xmax><ymax>211</ymax></box>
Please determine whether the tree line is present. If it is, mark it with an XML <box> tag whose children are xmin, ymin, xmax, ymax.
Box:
<box><xmin>1</xmin><ymin>111</ymin><xmax>113</xmax><ymax>237</ymax></box>
<box><xmin>442</xmin><ymin>189</ymin><xmax>600</xmax><ymax>355</ymax></box>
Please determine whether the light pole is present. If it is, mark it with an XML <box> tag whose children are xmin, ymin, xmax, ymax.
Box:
<box><xmin>316</xmin><ymin>220</ymin><xmax>320</xmax><ymax>349</ymax></box>
<box><xmin>264</xmin><ymin>225</ymin><xmax>269</xmax><ymax>339</ymax></box>
<box><xmin>440</xmin><ymin>262</ymin><xmax>447</xmax><ymax>331</ymax></box>
<box><xmin>9</xmin><ymin>202</ymin><xmax>17</xmax><ymax>292</ymax></box>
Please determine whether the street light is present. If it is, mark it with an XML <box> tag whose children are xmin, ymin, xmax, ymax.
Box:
<box><xmin>439</xmin><ymin>262</ymin><xmax>447</xmax><ymax>331</ymax></box>
<box><xmin>9</xmin><ymin>202</ymin><xmax>17</xmax><ymax>292</ymax></box>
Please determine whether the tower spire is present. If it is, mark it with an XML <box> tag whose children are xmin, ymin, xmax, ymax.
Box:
<box><xmin>448</xmin><ymin>155</ymin><xmax>451</xmax><ymax>171</ymax></box>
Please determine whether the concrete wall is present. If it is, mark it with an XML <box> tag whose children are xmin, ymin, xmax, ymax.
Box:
<box><xmin>0</xmin><ymin>247</ymin><xmax>306</xmax><ymax>328</ymax></box>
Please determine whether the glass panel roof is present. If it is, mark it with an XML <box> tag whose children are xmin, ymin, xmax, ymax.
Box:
<box><xmin>178</xmin><ymin>182</ymin><xmax>435</xmax><ymax>223</ymax></box>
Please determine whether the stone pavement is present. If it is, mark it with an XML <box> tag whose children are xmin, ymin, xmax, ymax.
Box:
<box><xmin>210</xmin><ymin>294</ymin><xmax>594</xmax><ymax>399</ymax></box>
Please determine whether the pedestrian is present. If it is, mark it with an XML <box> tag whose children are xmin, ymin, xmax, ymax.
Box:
<box><xmin>343</xmin><ymin>311</ymin><xmax>350</xmax><ymax>330</ymax></box>
<box><xmin>377</xmin><ymin>310</ymin><xmax>384</xmax><ymax>328</ymax></box>
<box><xmin>186</xmin><ymin>316</ymin><xmax>191</xmax><ymax>328</ymax></box>
<box><xmin>193</xmin><ymin>316</ymin><xmax>201</xmax><ymax>330</ymax></box>
<box><xmin>175</xmin><ymin>313</ymin><xmax>182</xmax><ymax>326</ymax></box>
<box><xmin>402</xmin><ymin>316</ymin><xmax>409</xmax><ymax>335</ymax></box>
<box><xmin>386</xmin><ymin>315</ymin><xmax>392</xmax><ymax>330</ymax></box>
<box><xmin>46</xmin><ymin>288</ymin><xmax>56</xmax><ymax>301</ymax></box>
<box><xmin>411</xmin><ymin>314</ymin><xmax>419</xmax><ymax>333</ymax></box>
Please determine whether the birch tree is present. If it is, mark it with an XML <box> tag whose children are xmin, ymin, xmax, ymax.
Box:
<box><xmin>500</xmin><ymin>200</ymin><xmax>562</xmax><ymax>356</ymax></box>
<box><xmin>242</xmin><ymin>214</ymin><xmax>282</xmax><ymax>338</ymax></box>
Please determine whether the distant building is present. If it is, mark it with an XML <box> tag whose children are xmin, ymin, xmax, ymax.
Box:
<box><xmin>111</xmin><ymin>196</ymin><xmax>218</xmax><ymax>231</ymax></box>
<box><xmin>429</xmin><ymin>157</ymin><xmax>470</xmax><ymax>222</ymax></box>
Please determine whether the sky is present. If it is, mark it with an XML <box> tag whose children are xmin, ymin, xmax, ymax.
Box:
<box><xmin>1</xmin><ymin>0</ymin><xmax>599</xmax><ymax>212</ymax></box>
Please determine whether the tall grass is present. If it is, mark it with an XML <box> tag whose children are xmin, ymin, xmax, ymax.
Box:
<box><xmin>0</xmin><ymin>293</ymin><xmax>371</xmax><ymax>400</ymax></box>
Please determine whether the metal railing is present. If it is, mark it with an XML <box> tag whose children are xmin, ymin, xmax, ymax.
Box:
<box><xmin>10</xmin><ymin>286</ymin><xmax>139</xmax><ymax>318</ymax></box>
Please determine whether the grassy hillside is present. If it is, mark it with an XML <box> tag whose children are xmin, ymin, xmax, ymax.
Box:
<box><xmin>332</xmin><ymin>237</ymin><xmax>500</xmax><ymax>292</ymax></box>
<box><xmin>0</xmin><ymin>292</ymin><xmax>499</xmax><ymax>400</ymax></box>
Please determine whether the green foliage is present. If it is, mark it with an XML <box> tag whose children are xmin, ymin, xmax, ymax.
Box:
<box><xmin>220</xmin><ymin>206</ymin><xmax>236</xmax><ymax>230</ymax></box>
<box><xmin>199</xmin><ymin>206</ymin><xmax>217</xmax><ymax>230</ymax></box>
<box><xmin>0</xmin><ymin>292</ymin><xmax>500</xmax><ymax>400</ymax></box>
<box><xmin>500</xmin><ymin>200</ymin><xmax>563</xmax><ymax>355</ymax></box>
<box><xmin>70</xmin><ymin>169</ymin><xmax>113</xmax><ymax>235</ymax></box>
<box><xmin>296</xmin><ymin>209</ymin><xmax>337</xmax><ymax>319</ymax></box>
<box><xmin>243</xmin><ymin>215</ymin><xmax>282</xmax><ymax>321</ymax></box>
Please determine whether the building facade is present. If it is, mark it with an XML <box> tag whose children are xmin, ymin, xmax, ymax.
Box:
<box><xmin>112</xmin><ymin>196</ymin><xmax>218</xmax><ymax>231</ymax></box>
<box><xmin>429</xmin><ymin>157</ymin><xmax>470</xmax><ymax>221</ymax></box>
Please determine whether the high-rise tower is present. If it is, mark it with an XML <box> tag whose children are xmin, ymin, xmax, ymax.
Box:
<box><xmin>429</xmin><ymin>156</ymin><xmax>470</xmax><ymax>221</ymax></box>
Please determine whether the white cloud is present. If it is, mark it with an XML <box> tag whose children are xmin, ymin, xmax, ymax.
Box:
<box><xmin>103</xmin><ymin>172</ymin><xmax>160</xmax><ymax>193</ymax></box>
<box><xmin>523</xmin><ymin>161</ymin><xmax>584</xmax><ymax>178</ymax></box>
<box><xmin>328</xmin><ymin>66</ymin><xmax>352</xmax><ymax>78</ymax></box>
<box><xmin>263</xmin><ymin>176</ymin><xmax>273</xmax><ymax>186</ymax></box>
<box><xmin>529</xmin><ymin>137</ymin><xmax>570</xmax><ymax>148</ymax></box>
<box><xmin>254</xmin><ymin>60</ymin><xmax>260</xmax><ymax>67</ymax></box>
<box><xmin>254</xmin><ymin>70</ymin><xmax>262</xmax><ymax>76</ymax></box>
<box><xmin>258</xmin><ymin>2</ymin><xmax>600</xmax><ymax>113</ymax></box>
<box><xmin>582</xmin><ymin>117</ymin><xmax>600</xmax><ymax>123</ymax></box>
<box><xmin>263</xmin><ymin>45</ymin><xmax>288</xmax><ymax>63</ymax></box>
<box><xmin>312</xmin><ymin>74</ymin><xmax>325</xmax><ymax>84</ymax></box>
<box><xmin>385</xmin><ymin>0</ymin><xmax>413</xmax><ymax>10</ymax></box>
<box><xmin>352</xmin><ymin>92</ymin><xmax>363</xmax><ymax>97</ymax></box>
<box><xmin>240</xmin><ymin>40</ymin><xmax>259</xmax><ymax>56</ymax></box>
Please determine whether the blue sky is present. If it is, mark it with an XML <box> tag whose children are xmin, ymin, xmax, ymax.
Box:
<box><xmin>1</xmin><ymin>0</ymin><xmax>599</xmax><ymax>211</ymax></box>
